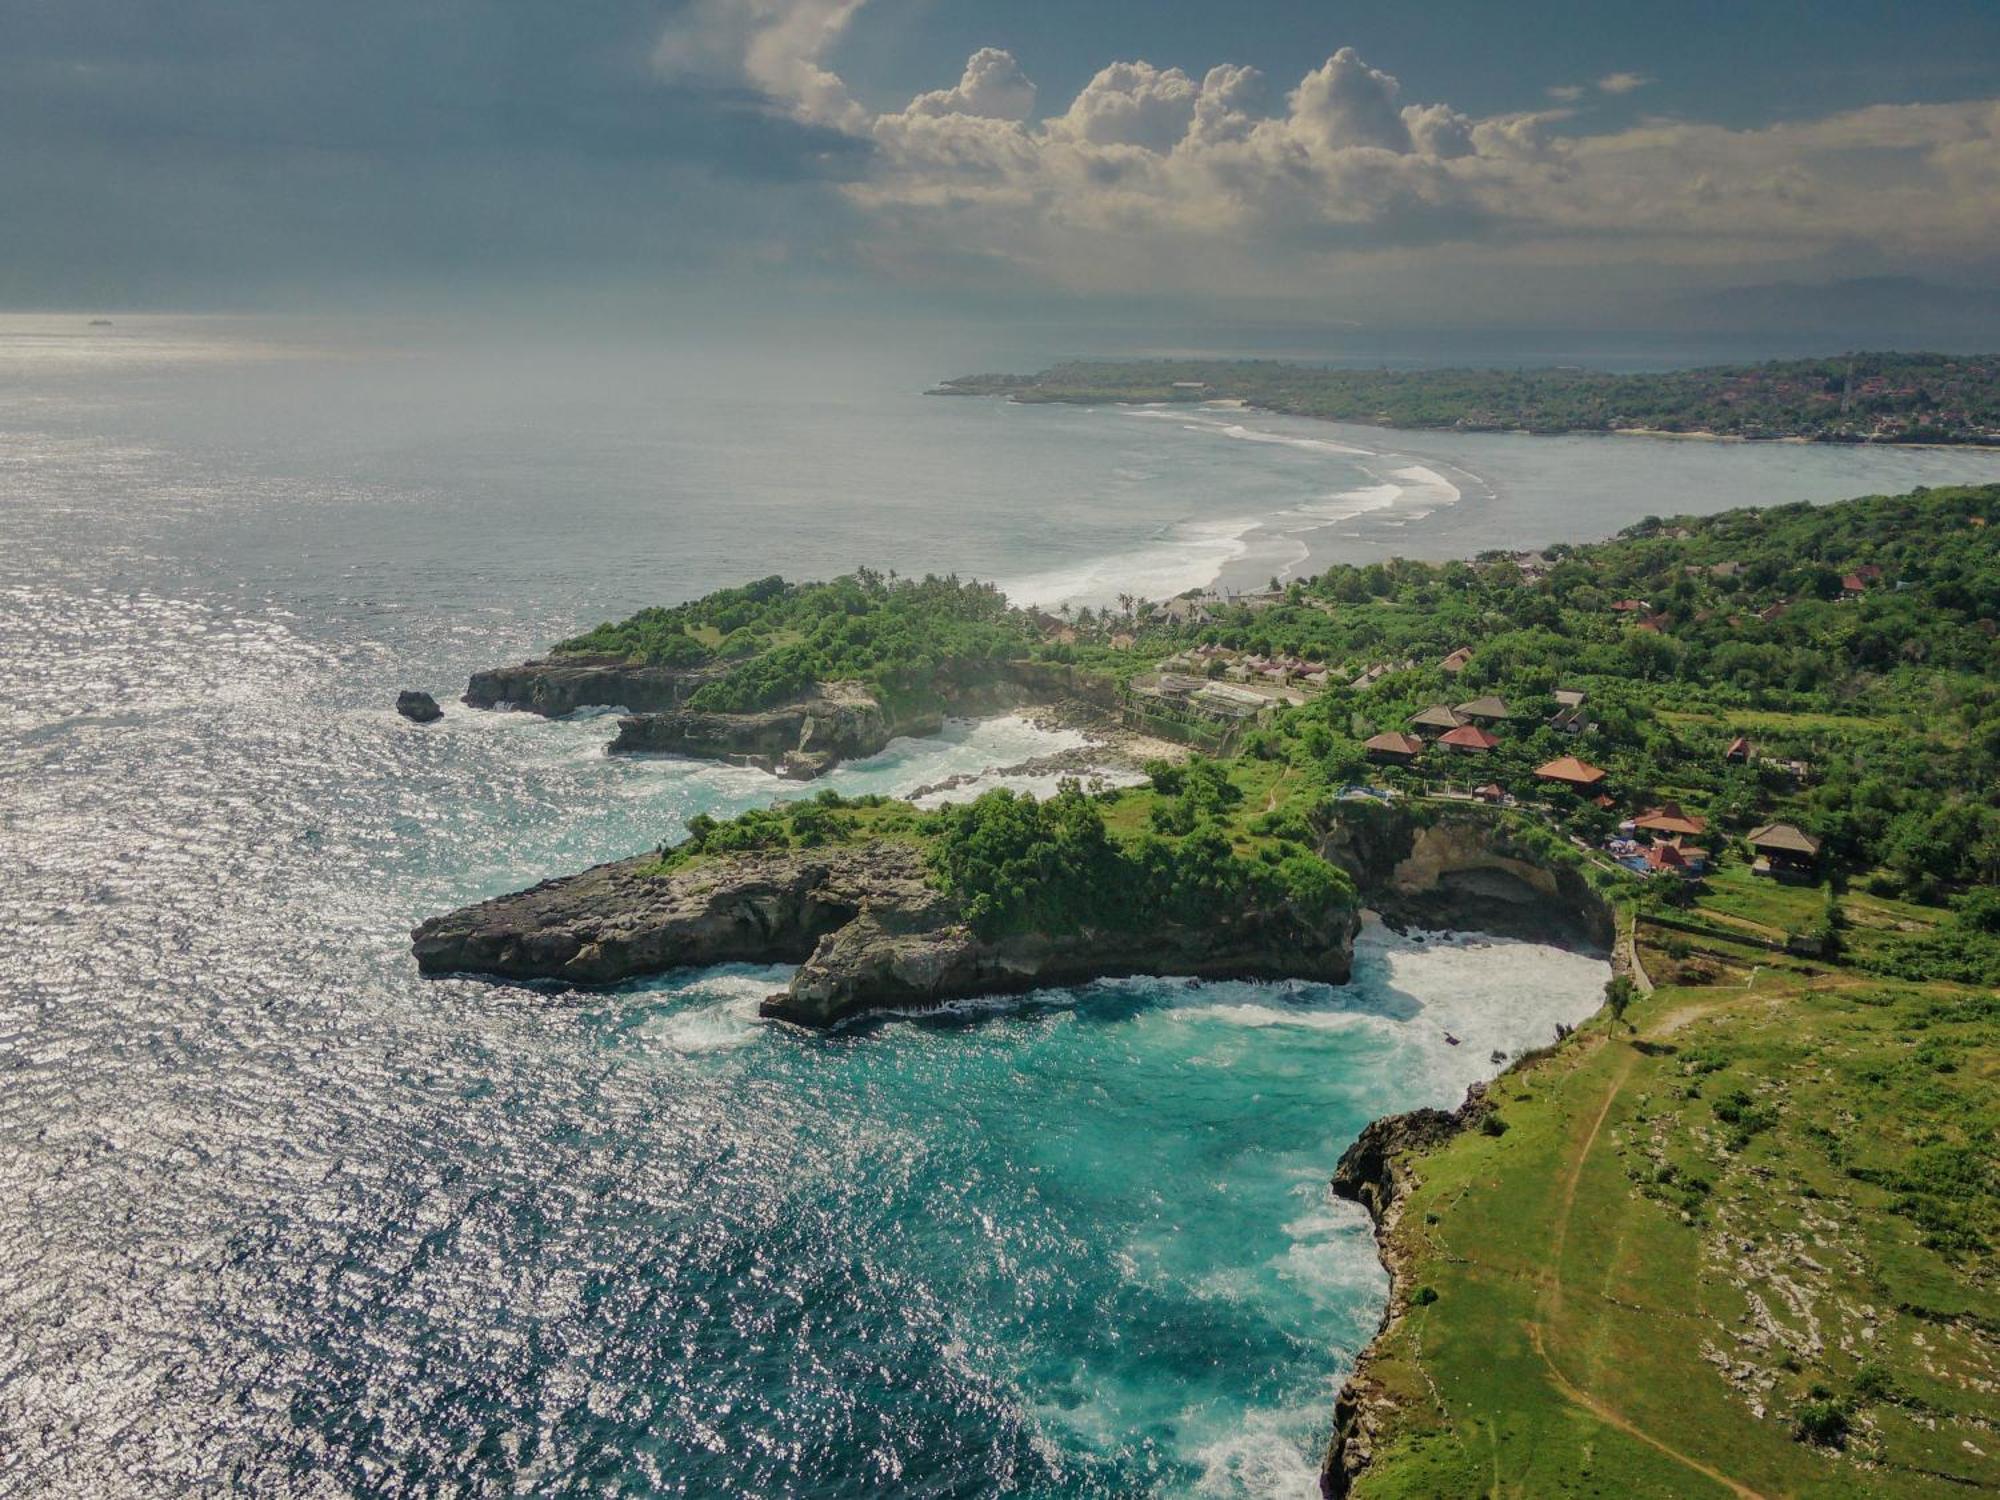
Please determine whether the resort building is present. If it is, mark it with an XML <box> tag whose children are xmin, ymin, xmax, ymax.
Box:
<box><xmin>1408</xmin><ymin>704</ymin><xmax>1466</xmax><ymax>738</ymax></box>
<box><xmin>1725</xmin><ymin>735</ymin><xmax>1755</xmax><ymax>764</ymax></box>
<box><xmin>1438</xmin><ymin>724</ymin><xmax>1500</xmax><ymax>754</ymax></box>
<box><xmin>1453</xmin><ymin>695</ymin><xmax>1512</xmax><ymax>725</ymax></box>
<box><xmin>1192</xmin><ymin>682</ymin><xmax>1269</xmax><ymax>720</ymax></box>
<box><xmin>1746</xmin><ymin>822</ymin><xmax>1823</xmax><ymax>880</ymax></box>
<box><xmin>1534</xmin><ymin>755</ymin><xmax>1607</xmax><ymax>791</ymax></box>
<box><xmin>1440</xmin><ymin>646</ymin><xmax>1474</xmax><ymax>674</ymax></box>
<box><xmin>1634</xmin><ymin>803</ymin><xmax>1709</xmax><ymax>839</ymax></box>
<box><xmin>1363</xmin><ymin>732</ymin><xmax>1425</xmax><ymax>766</ymax></box>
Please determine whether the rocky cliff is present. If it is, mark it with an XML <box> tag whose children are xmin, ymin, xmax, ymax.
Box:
<box><xmin>1319</xmin><ymin>802</ymin><xmax>1614</xmax><ymax>950</ymax></box>
<box><xmin>460</xmin><ymin>651</ymin><xmax>1122</xmax><ymax>780</ymax></box>
<box><xmin>413</xmin><ymin>841</ymin><xmax>1358</xmax><ymax>1025</ymax></box>
<box><xmin>1320</xmin><ymin>1086</ymin><xmax>1496</xmax><ymax>1497</ymax></box>
<box><xmin>607</xmin><ymin>682</ymin><xmax>898</xmax><ymax>780</ymax></box>
<box><xmin>463</xmin><ymin>653</ymin><xmax>712</xmax><ymax>716</ymax></box>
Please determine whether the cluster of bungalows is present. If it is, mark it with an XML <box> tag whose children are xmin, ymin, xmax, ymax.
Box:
<box><xmin>1157</xmin><ymin>645</ymin><xmax>1329</xmax><ymax>693</ymax></box>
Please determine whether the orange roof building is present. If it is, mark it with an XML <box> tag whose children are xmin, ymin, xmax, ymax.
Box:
<box><xmin>1438</xmin><ymin>724</ymin><xmax>1499</xmax><ymax>753</ymax></box>
<box><xmin>1635</xmin><ymin>803</ymin><xmax>1708</xmax><ymax>838</ymax></box>
<box><xmin>1534</xmin><ymin>755</ymin><xmax>1607</xmax><ymax>789</ymax></box>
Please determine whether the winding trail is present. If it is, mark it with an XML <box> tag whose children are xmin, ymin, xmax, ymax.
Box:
<box><xmin>1526</xmin><ymin>1009</ymin><xmax>1774</xmax><ymax>1500</ymax></box>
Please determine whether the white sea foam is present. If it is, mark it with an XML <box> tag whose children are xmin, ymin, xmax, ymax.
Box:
<box><xmin>633</xmin><ymin>967</ymin><xmax>790</xmax><ymax>1054</ymax></box>
<box><xmin>994</xmin><ymin>515</ymin><xmax>1262</xmax><ymax>610</ymax></box>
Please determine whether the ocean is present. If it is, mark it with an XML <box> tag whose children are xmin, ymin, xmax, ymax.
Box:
<box><xmin>7</xmin><ymin>317</ymin><xmax>1999</xmax><ymax>1496</ymax></box>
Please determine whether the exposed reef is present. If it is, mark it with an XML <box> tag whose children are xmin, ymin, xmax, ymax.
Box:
<box><xmin>412</xmin><ymin>842</ymin><xmax>1357</xmax><ymax>1026</ymax></box>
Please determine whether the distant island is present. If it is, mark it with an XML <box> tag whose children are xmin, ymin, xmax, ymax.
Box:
<box><xmin>420</xmin><ymin>483</ymin><xmax>1998</xmax><ymax>1496</ymax></box>
<box><xmin>933</xmin><ymin>352</ymin><xmax>2000</xmax><ymax>445</ymax></box>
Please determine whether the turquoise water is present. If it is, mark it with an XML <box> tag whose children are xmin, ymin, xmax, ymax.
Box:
<box><xmin>8</xmin><ymin>318</ymin><xmax>1993</xmax><ymax>1494</ymax></box>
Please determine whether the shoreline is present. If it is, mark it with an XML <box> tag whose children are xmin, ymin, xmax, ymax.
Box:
<box><xmin>1320</xmin><ymin>912</ymin><xmax>1634</xmax><ymax>1495</ymax></box>
<box><xmin>1000</xmin><ymin>390</ymin><xmax>2000</xmax><ymax>451</ymax></box>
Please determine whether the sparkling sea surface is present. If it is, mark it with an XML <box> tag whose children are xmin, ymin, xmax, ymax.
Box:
<box><xmin>8</xmin><ymin>319</ymin><xmax>2000</xmax><ymax>1496</ymax></box>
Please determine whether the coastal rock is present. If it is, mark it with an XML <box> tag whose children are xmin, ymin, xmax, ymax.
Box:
<box><xmin>608</xmin><ymin>682</ymin><xmax>898</xmax><ymax>780</ymax></box>
<box><xmin>413</xmin><ymin>839</ymin><xmax>1358</xmax><ymax>1025</ymax></box>
<box><xmin>1319</xmin><ymin>805</ymin><xmax>1613</xmax><ymax>949</ymax></box>
<box><xmin>457</xmin><ymin>646</ymin><xmax>1126</xmax><ymax>778</ymax></box>
<box><xmin>396</xmin><ymin>690</ymin><xmax>443</xmax><ymax>723</ymax></box>
<box><xmin>412</xmin><ymin>845</ymin><xmax>929</xmax><ymax>984</ymax></box>
<box><xmin>770</xmin><ymin>900</ymin><xmax>1356</xmax><ymax>1026</ymax></box>
<box><xmin>1321</xmin><ymin>1086</ymin><xmax>1495</xmax><ymax>1498</ymax></box>
<box><xmin>462</xmin><ymin>653</ymin><xmax>711</xmax><ymax>717</ymax></box>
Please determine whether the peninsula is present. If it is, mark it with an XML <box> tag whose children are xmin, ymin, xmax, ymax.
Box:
<box><xmin>421</xmin><ymin>483</ymin><xmax>1998</xmax><ymax>1495</ymax></box>
<box><xmin>933</xmin><ymin>351</ymin><xmax>2000</xmax><ymax>445</ymax></box>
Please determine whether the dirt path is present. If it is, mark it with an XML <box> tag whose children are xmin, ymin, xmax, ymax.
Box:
<box><xmin>1524</xmin><ymin>1323</ymin><xmax>1770</xmax><ymax>1500</ymax></box>
<box><xmin>1263</xmin><ymin>765</ymin><xmax>1294</xmax><ymax>812</ymax></box>
<box><xmin>1528</xmin><ymin>1011</ymin><xmax>1774</xmax><ymax>1500</ymax></box>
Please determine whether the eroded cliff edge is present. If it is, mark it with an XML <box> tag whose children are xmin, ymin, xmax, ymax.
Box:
<box><xmin>411</xmin><ymin>841</ymin><xmax>1358</xmax><ymax>1025</ymax></box>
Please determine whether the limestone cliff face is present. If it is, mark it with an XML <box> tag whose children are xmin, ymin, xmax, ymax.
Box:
<box><xmin>775</xmin><ymin>899</ymin><xmax>1356</xmax><ymax>1027</ymax></box>
<box><xmin>1320</xmin><ymin>804</ymin><xmax>1613</xmax><ymax>950</ymax></box>
<box><xmin>413</xmin><ymin>842</ymin><xmax>1358</xmax><ymax>1025</ymax></box>
<box><xmin>412</xmin><ymin>846</ymin><xmax>929</xmax><ymax>985</ymax></box>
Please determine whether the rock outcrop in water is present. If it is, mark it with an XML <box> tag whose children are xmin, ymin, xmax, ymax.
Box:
<box><xmin>396</xmin><ymin>690</ymin><xmax>443</xmax><ymax>723</ymax></box>
<box><xmin>412</xmin><ymin>842</ymin><xmax>1359</xmax><ymax>1026</ymax></box>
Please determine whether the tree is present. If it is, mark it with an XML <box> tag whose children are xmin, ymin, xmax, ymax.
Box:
<box><xmin>1604</xmin><ymin>974</ymin><xmax>1639</xmax><ymax>1033</ymax></box>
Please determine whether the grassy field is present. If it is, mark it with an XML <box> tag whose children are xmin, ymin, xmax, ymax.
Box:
<box><xmin>1350</xmin><ymin>873</ymin><xmax>1998</xmax><ymax>1498</ymax></box>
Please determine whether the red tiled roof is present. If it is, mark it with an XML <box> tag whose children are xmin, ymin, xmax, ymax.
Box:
<box><xmin>1635</xmin><ymin>805</ymin><xmax>1708</xmax><ymax>837</ymax></box>
<box><xmin>1534</xmin><ymin>755</ymin><xmax>1607</xmax><ymax>786</ymax></box>
<box><xmin>1439</xmin><ymin>724</ymin><xmax>1499</xmax><ymax>751</ymax></box>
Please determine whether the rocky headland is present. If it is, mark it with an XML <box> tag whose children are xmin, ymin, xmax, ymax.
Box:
<box><xmin>412</xmin><ymin>801</ymin><xmax>1610</xmax><ymax>1028</ymax></box>
<box><xmin>459</xmin><ymin>651</ymin><xmax>1124</xmax><ymax>780</ymax></box>
<box><xmin>412</xmin><ymin>840</ymin><xmax>1359</xmax><ymax>1026</ymax></box>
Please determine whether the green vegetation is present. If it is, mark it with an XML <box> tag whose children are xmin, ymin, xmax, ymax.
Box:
<box><xmin>927</xmin><ymin>771</ymin><xmax>1356</xmax><ymax>938</ymax></box>
<box><xmin>938</xmin><ymin>352</ymin><xmax>2000</xmax><ymax>443</ymax></box>
<box><xmin>1345</xmin><ymin>887</ymin><xmax>1998</xmax><ymax>1498</ymax></box>
<box><xmin>557</xmin><ymin>569</ymin><xmax>1038</xmax><ymax>713</ymax></box>
<box><xmin>593</xmin><ymin>482</ymin><xmax>1996</xmax><ymax>1497</ymax></box>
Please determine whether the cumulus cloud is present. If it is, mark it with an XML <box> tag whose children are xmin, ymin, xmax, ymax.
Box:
<box><xmin>655</xmin><ymin>0</ymin><xmax>869</xmax><ymax>129</ymax></box>
<box><xmin>655</xmin><ymin>0</ymin><xmax>2000</xmax><ymax>302</ymax></box>
<box><xmin>903</xmin><ymin>46</ymin><xmax>1036</xmax><ymax>121</ymax></box>
<box><xmin>1287</xmin><ymin>47</ymin><xmax>1414</xmax><ymax>153</ymax></box>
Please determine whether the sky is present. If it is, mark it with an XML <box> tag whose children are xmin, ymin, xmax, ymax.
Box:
<box><xmin>6</xmin><ymin>0</ymin><xmax>2000</xmax><ymax>346</ymax></box>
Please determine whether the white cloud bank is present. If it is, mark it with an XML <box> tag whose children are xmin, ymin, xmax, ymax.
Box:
<box><xmin>656</xmin><ymin>1</ymin><xmax>2000</xmax><ymax>306</ymax></box>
